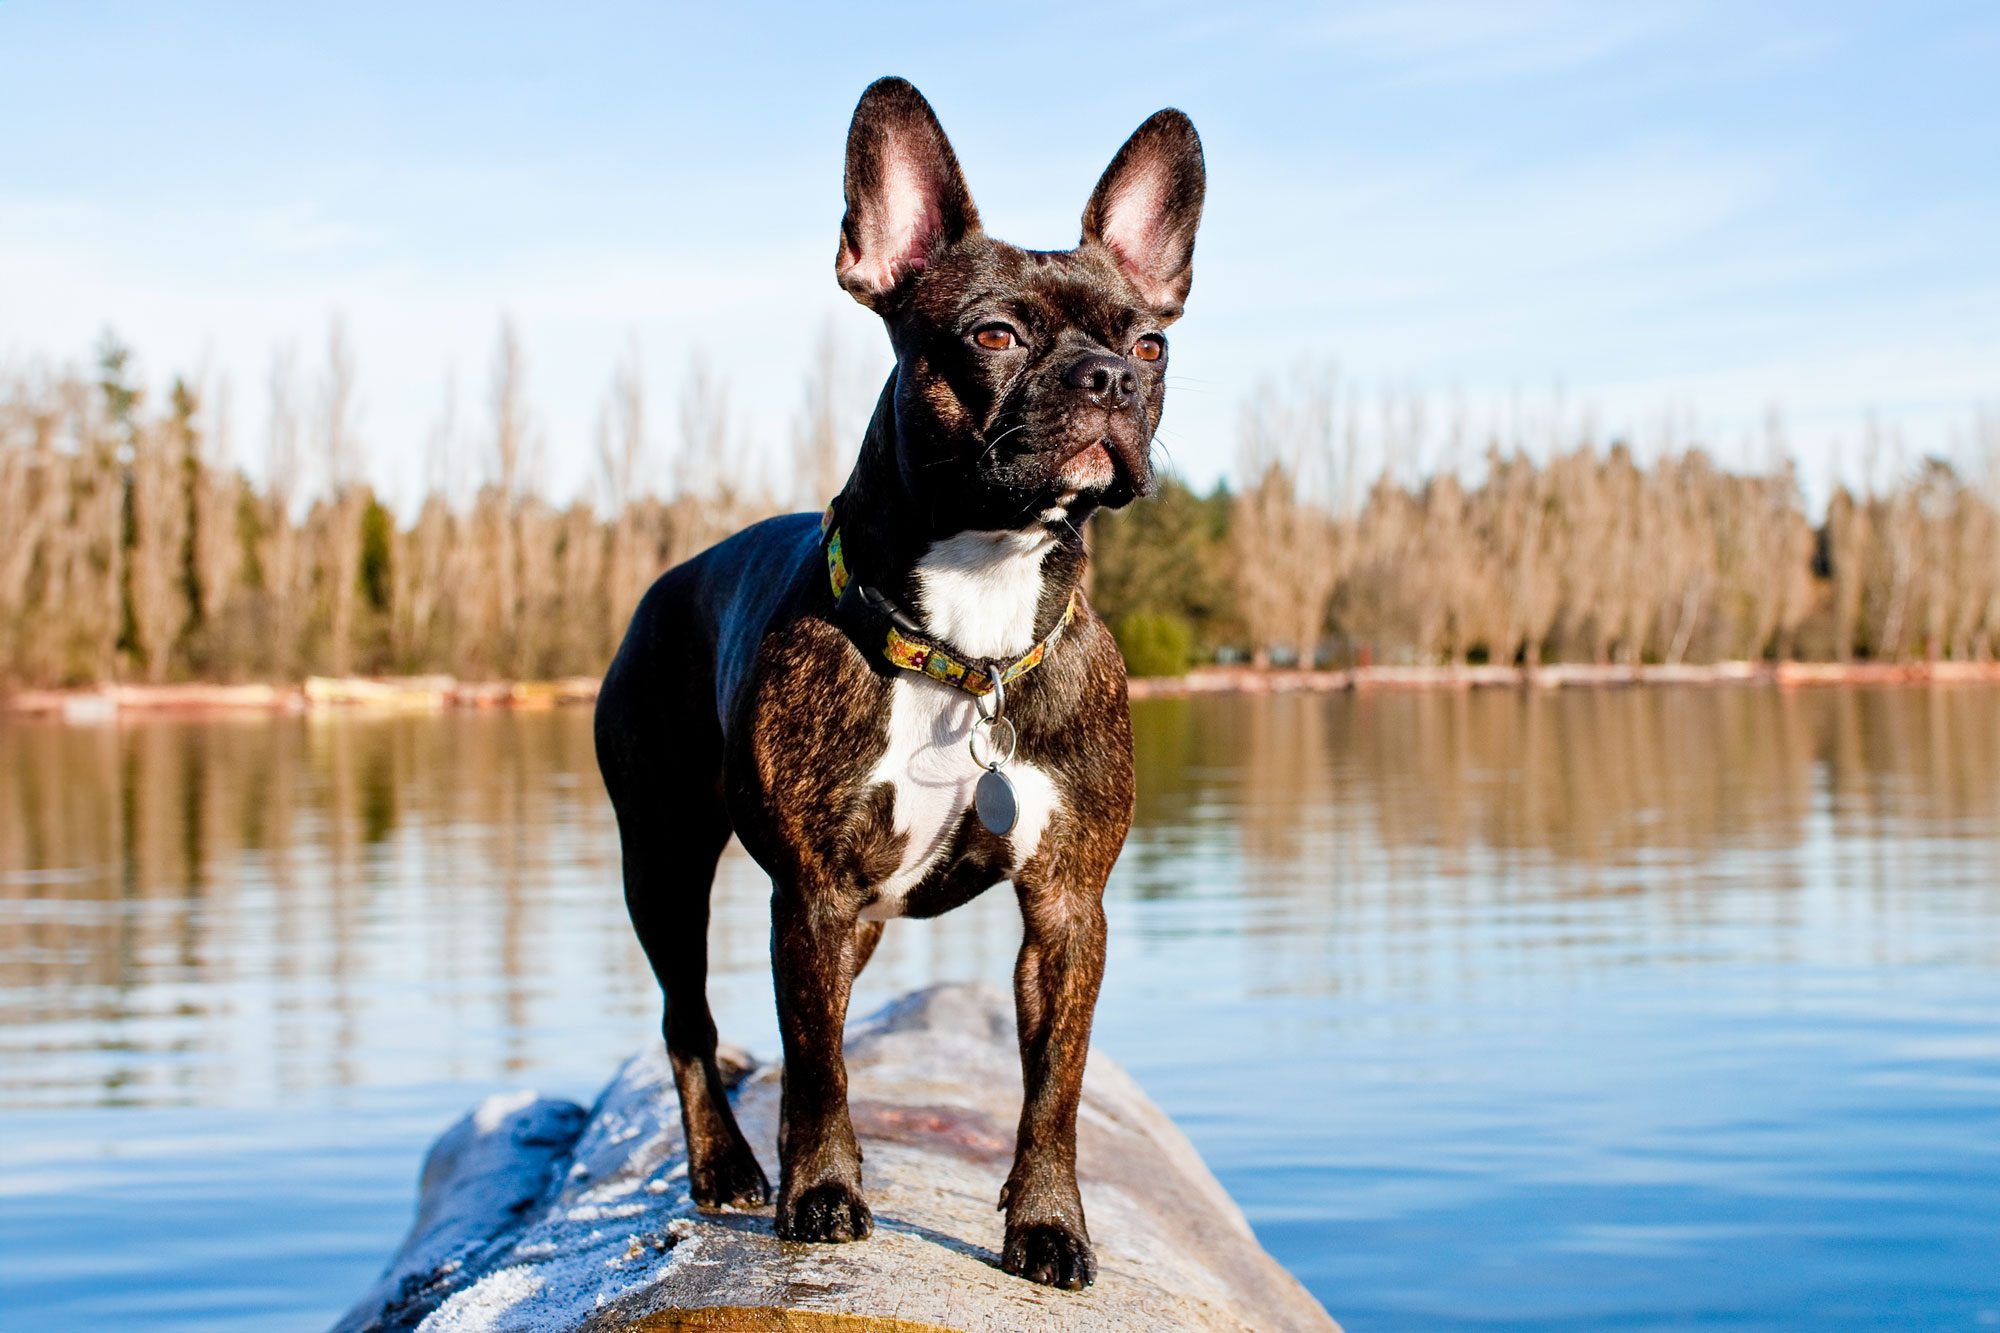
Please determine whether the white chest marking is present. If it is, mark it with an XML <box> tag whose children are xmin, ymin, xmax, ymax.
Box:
<box><xmin>913</xmin><ymin>527</ymin><xmax>1056</xmax><ymax>660</ymax></box>
<box><xmin>859</xmin><ymin>529</ymin><xmax>1062</xmax><ymax>920</ymax></box>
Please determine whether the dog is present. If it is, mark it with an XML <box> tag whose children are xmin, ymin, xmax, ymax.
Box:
<box><xmin>594</xmin><ymin>76</ymin><xmax>1204</xmax><ymax>1290</ymax></box>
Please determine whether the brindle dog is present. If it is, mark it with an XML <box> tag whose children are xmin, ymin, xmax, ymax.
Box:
<box><xmin>594</xmin><ymin>76</ymin><xmax>1204</xmax><ymax>1290</ymax></box>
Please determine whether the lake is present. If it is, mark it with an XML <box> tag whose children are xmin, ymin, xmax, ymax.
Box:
<box><xmin>3</xmin><ymin>687</ymin><xmax>1998</xmax><ymax>1330</ymax></box>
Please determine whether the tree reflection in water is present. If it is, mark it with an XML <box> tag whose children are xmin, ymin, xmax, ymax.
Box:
<box><xmin>4</xmin><ymin>688</ymin><xmax>1996</xmax><ymax>1110</ymax></box>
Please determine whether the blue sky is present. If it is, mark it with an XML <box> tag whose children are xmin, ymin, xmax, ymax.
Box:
<box><xmin>2</xmin><ymin>2</ymin><xmax>1995</xmax><ymax>510</ymax></box>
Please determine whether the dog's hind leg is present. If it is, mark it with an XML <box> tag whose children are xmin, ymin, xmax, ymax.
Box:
<box><xmin>597</xmin><ymin>658</ymin><xmax>770</xmax><ymax>1210</ymax></box>
<box><xmin>615</xmin><ymin>788</ymin><xmax>770</xmax><ymax>1208</ymax></box>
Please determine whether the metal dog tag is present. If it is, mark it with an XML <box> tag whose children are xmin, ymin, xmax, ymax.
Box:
<box><xmin>975</xmin><ymin>768</ymin><xmax>1018</xmax><ymax>836</ymax></box>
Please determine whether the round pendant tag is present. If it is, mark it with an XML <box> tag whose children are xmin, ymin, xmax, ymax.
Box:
<box><xmin>975</xmin><ymin>768</ymin><xmax>1019</xmax><ymax>836</ymax></box>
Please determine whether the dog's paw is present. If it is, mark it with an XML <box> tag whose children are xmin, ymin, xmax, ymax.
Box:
<box><xmin>775</xmin><ymin>1180</ymin><xmax>873</xmax><ymax>1243</ymax></box>
<box><xmin>689</xmin><ymin>1144</ymin><xmax>772</xmax><ymax>1210</ymax></box>
<box><xmin>1002</xmin><ymin>1221</ymin><xmax>1096</xmax><ymax>1290</ymax></box>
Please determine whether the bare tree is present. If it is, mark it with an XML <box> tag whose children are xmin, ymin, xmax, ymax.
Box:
<box><xmin>1656</xmin><ymin>450</ymin><xmax>1718</xmax><ymax>665</ymax></box>
<box><xmin>1232</xmin><ymin>366</ymin><xmax>1348</xmax><ymax>665</ymax></box>
<box><xmin>262</xmin><ymin>347</ymin><xmax>307</xmax><ymax>678</ymax></box>
<box><xmin>189</xmin><ymin>378</ymin><xmax>246</xmax><ymax>673</ymax></box>
<box><xmin>790</xmin><ymin>322</ymin><xmax>865</xmax><ymax>511</ymax></box>
<box><xmin>490</xmin><ymin>319</ymin><xmax>538</xmax><ymax>503</ymax></box>
<box><xmin>1869</xmin><ymin>421</ymin><xmax>1919</xmax><ymax>661</ymax></box>
<box><xmin>553</xmin><ymin>498</ymin><xmax>609</xmax><ymax>675</ymax></box>
<box><xmin>1825</xmin><ymin>483</ymin><xmax>1870</xmax><ymax>660</ymax></box>
<box><xmin>126</xmin><ymin>387</ymin><xmax>191</xmax><ymax>680</ymax></box>
<box><xmin>599</xmin><ymin>347</ymin><xmax>655</xmax><ymax>648</ymax></box>
<box><xmin>0</xmin><ymin>372</ymin><xmax>55</xmax><ymax>680</ymax></box>
<box><xmin>668</xmin><ymin>353</ymin><xmax>755</xmax><ymax>567</ymax></box>
<box><xmin>1487</xmin><ymin>446</ymin><xmax>1561</xmax><ymax>666</ymax></box>
<box><xmin>314</xmin><ymin>320</ymin><xmax>365</xmax><ymax>675</ymax></box>
<box><xmin>476</xmin><ymin>319</ymin><xmax>542</xmax><ymax>675</ymax></box>
<box><xmin>393</xmin><ymin>380</ymin><xmax>461</xmax><ymax>670</ymax></box>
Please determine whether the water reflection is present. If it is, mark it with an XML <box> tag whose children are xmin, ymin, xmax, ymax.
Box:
<box><xmin>1133</xmin><ymin>685</ymin><xmax>2000</xmax><ymax>866</ymax></box>
<box><xmin>0</xmin><ymin>711</ymin><xmax>1027</xmax><ymax>1110</ymax></box>
<box><xmin>4</xmin><ymin>716</ymin><xmax>586</xmax><ymax>1103</ymax></box>
<box><xmin>6</xmin><ymin>688</ymin><xmax>1997</xmax><ymax>1113</ymax></box>
<box><xmin>1123</xmin><ymin>689</ymin><xmax>2000</xmax><ymax>1021</ymax></box>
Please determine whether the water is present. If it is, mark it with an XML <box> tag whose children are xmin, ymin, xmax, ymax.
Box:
<box><xmin>3</xmin><ymin>688</ymin><xmax>1998</xmax><ymax>1330</ymax></box>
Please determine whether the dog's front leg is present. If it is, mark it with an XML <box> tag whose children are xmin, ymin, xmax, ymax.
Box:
<box><xmin>771</xmin><ymin>878</ymin><xmax>874</xmax><ymax>1242</ymax></box>
<box><xmin>1000</xmin><ymin>873</ymin><xmax>1110</xmax><ymax>1289</ymax></box>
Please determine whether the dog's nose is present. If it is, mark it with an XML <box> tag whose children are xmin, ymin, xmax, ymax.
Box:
<box><xmin>1063</xmin><ymin>353</ymin><xmax>1138</xmax><ymax>411</ymax></box>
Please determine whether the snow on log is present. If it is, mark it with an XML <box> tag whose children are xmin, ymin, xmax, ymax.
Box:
<box><xmin>334</xmin><ymin>983</ymin><xmax>1339</xmax><ymax>1332</ymax></box>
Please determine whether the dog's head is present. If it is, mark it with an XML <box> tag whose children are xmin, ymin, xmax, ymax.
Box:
<box><xmin>836</xmin><ymin>77</ymin><xmax>1205</xmax><ymax>530</ymax></box>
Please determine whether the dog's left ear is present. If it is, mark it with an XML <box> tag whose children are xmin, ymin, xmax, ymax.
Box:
<box><xmin>837</xmin><ymin>77</ymin><xmax>980</xmax><ymax>310</ymax></box>
<box><xmin>1081</xmin><ymin>110</ymin><xmax>1207</xmax><ymax>323</ymax></box>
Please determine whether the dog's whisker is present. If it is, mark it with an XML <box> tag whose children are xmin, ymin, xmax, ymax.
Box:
<box><xmin>978</xmin><ymin>422</ymin><xmax>1027</xmax><ymax>465</ymax></box>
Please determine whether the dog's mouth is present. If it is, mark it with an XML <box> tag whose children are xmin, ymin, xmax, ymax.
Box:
<box><xmin>1057</xmin><ymin>438</ymin><xmax>1117</xmax><ymax>491</ymax></box>
<box><xmin>1051</xmin><ymin>423</ymin><xmax>1152</xmax><ymax>508</ymax></box>
<box><xmin>966</xmin><ymin>405</ymin><xmax>1155</xmax><ymax>520</ymax></box>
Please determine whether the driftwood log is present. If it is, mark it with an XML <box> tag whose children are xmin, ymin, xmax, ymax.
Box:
<box><xmin>334</xmin><ymin>984</ymin><xmax>1338</xmax><ymax>1332</ymax></box>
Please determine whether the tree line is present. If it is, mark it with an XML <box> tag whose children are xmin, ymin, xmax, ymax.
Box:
<box><xmin>1096</xmin><ymin>370</ymin><xmax>2000</xmax><ymax>671</ymax></box>
<box><xmin>0</xmin><ymin>324</ymin><xmax>843</xmax><ymax>687</ymax></box>
<box><xmin>2</xmin><ymin>332</ymin><xmax>1996</xmax><ymax>689</ymax></box>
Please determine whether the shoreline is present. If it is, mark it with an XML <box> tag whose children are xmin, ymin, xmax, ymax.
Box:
<box><xmin>1129</xmin><ymin>659</ymin><xmax>2000</xmax><ymax>698</ymax></box>
<box><xmin>1</xmin><ymin>675</ymin><xmax>603</xmax><ymax>722</ymax></box>
<box><xmin>7</xmin><ymin>660</ymin><xmax>2000</xmax><ymax>721</ymax></box>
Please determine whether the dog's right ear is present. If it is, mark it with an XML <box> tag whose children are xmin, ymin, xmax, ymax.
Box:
<box><xmin>836</xmin><ymin>77</ymin><xmax>980</xmax><ymax>311</ymax></box>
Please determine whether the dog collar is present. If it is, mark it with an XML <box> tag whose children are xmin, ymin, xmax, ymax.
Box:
<box><xmin>821</xmin><ymin>503</ymin><xmax>1078</xmax><ymax>698</ymax></box>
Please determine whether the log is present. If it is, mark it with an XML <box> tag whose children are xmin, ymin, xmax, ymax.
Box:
<box><xmin>335</xmin><ymin>984</ymin><xmax>1338</xmax><ymax>1333</ymax></box>
<box><xmin>306</xmin><ymin>676</ymin><xmax>455</xmax><ymax>710</ymax></box>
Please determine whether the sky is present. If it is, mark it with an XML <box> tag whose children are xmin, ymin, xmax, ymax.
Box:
<box><xmin>2</xmin><ymin>1</ymin><xmax>1996</xmax><ymax>512</ymax></box>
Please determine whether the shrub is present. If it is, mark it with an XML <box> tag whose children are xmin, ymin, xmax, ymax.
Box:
<box><xmin>1115</xmin><ymin>611</ymin><xmax>1194</xmax><ymax>677</ymax></box>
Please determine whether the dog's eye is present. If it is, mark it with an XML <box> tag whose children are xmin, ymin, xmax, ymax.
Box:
<box><xmin>1133</xmin><ymin>335</ymin><xmax>1166</xmax><ymax>363</ymax></box>
<box><xmin>972</xmin><ymin>325</ymin><xmax>1019</xmax><ymax>351</ymax></box>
